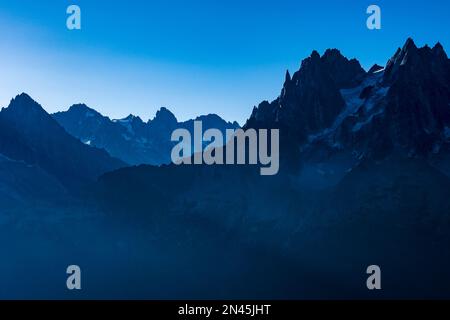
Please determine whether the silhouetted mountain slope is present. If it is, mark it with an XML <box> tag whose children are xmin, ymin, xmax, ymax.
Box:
<box><xmin>93</xmin><ymin>152</ymin><xmax>450</xmax><ymax>297</ymax></box>
<box><xmin>0</xmin><ymin>153</ymin><xmax>69</xmax><ymax>209</ymax></box>
<box><xmin>328</xmin><ymin>155</ymin><xmax>450</xmax><ymax>226</ymax></box>
<box><xmin>53</xmin><ymin>105</ymin><xmax>239</xmax><ymax>166</ymax></box>
<box><xmin>245</xmin><ymin>48</ymin><xmax>365</xmax><ymax>138</ymax></box>
<box><xmin>0</xmin><ymin>93</ymin><xmax>125</xmax><ymax>191</ymax></box>
<box><xmin>297</xmin><ymin>155</ymin><xmax>450</xmax><ymax>298</ymax></box>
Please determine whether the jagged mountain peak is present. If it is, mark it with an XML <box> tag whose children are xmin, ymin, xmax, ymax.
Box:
<box><xmin>368</xmin><ymin>64</ymin><xmax>384</xmax><ymax>74</ymax></box>
<box><xmin>68</xmin><ymin>103</ymin><xmax>96</xmax><ymax>113</ymax></box>
<box><xmin>285</xmin><ymin>69</ymin><xmax>291</xmax><ymax>83</ymax></box>
<box><xmin>433</xmin><ymin>42</ymin><xmax>446</xmax><ymax>56</ymax></box>
<box><xmin>384</xmin><ymin>38</ymin><xmax>449</xmax><ymax>84</ymax></box>
<box><xmin>321</xmin><ymin>50</ymin><xmax>366</xmax><ymax>88</ymax></box>
<box><xmin>4</xmin><ymin>93</ymin><xmax>46</xmax><ymax>114</ymax></box>
<box><xmin>0</xmin><ymin>94</ymin><xmax>125</xmax><ymax>190</ymax></box>
<box><xmin>246</xmin><ymin>38</ymin><xmax>450</xmax><ymax>172</ymax></box>
<box><xmin>2</xmin><ymin>93</ymin><xmax>60</xmax><ymax>130</ymax></box>
<box><xmin>294</xmin><ymin>48</ymin><xmax>366</xmax><ymax>89</ymax></box>
<box><xmin>122</xmin><ymin>114</ymin><xmax>143</xmax><ymax>123</ymax></box>
<box><xmin>385</xmin><ymin>38</ymin><xmax>420</xmax><ymax>64</ymax></box>
<box><xmin>248</xmin><ymin>46</ymin><xmax>366</xmax><ymax>138</ymax></box>
<box><xmin>152</xmin><ymin>107</ymin><xmax>178</xmax><ymax>124</ymax></box>
<box><xmin>403</xmin><ymin>37</ymin><xmax>417</xmax><ymax>51</ymax></box>
<box><xmin>317</xmin><ymin>38</ymin><xmax>449</xmax><ymax>159</ymax></box>
<box><xmin>192</xmin><ymin>114</ymin><xmax>240</xmax><ymax>129</ymax></box>
<box><xmin>298</xmin><ymin>50</ymin><xmax>321</xmax><ymax>71</ymax></box>
<box><xmin>195</xmin><ymin>113</ymin><xmax>223</xmax><ymax>121</ymax></box>
<box><xmin>323</xmin><ymin>48</ymin><xmax>342</xmax><ymax>57</ymax></box>
<box><xmin>310</xmin><ymin>50</ymin><xmax>321</xmax><ymax>60</ymax></box>
<box><xmin>321</xmin><ymin>48</ymin><xmax>361</xmax><ymax>66</ymax></box>
<box><xmin>385</xmin><ymin>38</ymin><xmax>417</xmax><ymax>68</ymax></box>
<box><xmin>63</xmin><ymin>103</ymin><xmax>105</xmax><ymax>120</ymax></box>
<box><xmin>53</xmin><ymin>102</ymin><xmax>239</xmax><ymax>166</ymax></box>
<box><xmin>12</xmin><ymin>92</ymin><xmax>36</xmax><ymax>103</ymax></box>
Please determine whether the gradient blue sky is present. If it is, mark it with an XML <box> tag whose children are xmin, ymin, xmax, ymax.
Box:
<box><xmin>0</xmin><ymin>0</ymin><xmax>448</xmax><ymax>123</ymax></box>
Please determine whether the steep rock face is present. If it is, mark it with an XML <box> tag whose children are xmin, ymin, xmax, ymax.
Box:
<box><xmin>149</xmin><ymin>107</ymin><xmax>178</xmax><ymax>132</ymax></box>
<box><xmin>246</xmin><ymin>39</ymin><xmax>450</xmax><ymax>174</ymax></box>
<box><xmin>246</xmin><ymin>49</ymin><xmax>365</xmax><ymax>141</ymax></box>
<box><xmin>320</xmin><ymin>49</ymin><xmax>367</xmax><ymax>89</ymax></box>
<box><xmin>279</xmin><ymin>51</ymin><xmax>346</xmax><ymax>136</ymax></box>
<box><xmin>246</xmin><ymin>49</ymin><xmax>366</xmax><ymax>141</ymax></box>
<box><xmin>244</xmin><ymin>49</ymin><xmax>367</xmax><ymax>170</ymax></box>
<box><xmin>329</xmin><ymin>39</ymin><xmax>450</xmax><ymax>159</ymax></box>
<box><xmin>382</xmin><ymin>39</ymin><xmax>450</xmax><ymax>156</ymax></box>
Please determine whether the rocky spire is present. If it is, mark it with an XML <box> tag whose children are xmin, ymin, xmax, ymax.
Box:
<box><xmin>285</xmin><ymin>69</ymin><xmax>291</xmax><ymax>83</ymax></box>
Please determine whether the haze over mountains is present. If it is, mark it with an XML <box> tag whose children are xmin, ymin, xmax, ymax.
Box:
<box><xmin>94</xmin><ymin>38</ymin><xmax>450</xmax><ymax>298</ymax></box>
<box><xmin>1</xmin><ymin>38</ymin><xmax>450</xmax><ymax>298</ymax></box>
<box><xmin>98</xmin><ymin>37</ymin><xmax>450</xmax><ymax>220</ymax></box>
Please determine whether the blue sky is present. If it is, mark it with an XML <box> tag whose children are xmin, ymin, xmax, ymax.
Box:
<box><xmin>0</xmin><ymin>0</ymin><xmax>448</xmax><ymax>124</ymax></box>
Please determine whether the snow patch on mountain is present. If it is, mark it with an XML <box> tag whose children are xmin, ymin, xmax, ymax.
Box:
<box><xmin>114</xmin><ymin>118</ymin><xmax>135</xmax><ymax>135</ymax></box>
<box><xmin>352</xmin><ymin>110</ymin><xmax>384</xmax><ymax>132</ymax></box>
<box><xmin>307</xmin><ymin>71</ymin><xmax>386</xmax><ymax>145</ymax></box>
<box><xmin>364</xmin><ymin>86</ymin><xmax>389</xmax><ymax>112</ymax></box>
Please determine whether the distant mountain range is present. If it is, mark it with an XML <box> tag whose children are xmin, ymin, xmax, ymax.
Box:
<box><xmin>53</xmin><ymin>105</ymin><xmax>240</xmax><ymax>166</ymax></box>
<box><xmin>1</xmin><ymin>38</ymin><xmax>449</xmax><ymax>193</ymax></box>
<box><xmin>0</xmin><ymin>91</ymin><xmax>239</xmax><ymax>200</ymax></box>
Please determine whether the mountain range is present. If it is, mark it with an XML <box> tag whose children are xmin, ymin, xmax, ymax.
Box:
<box><xmin>93</xmin><ymin>39</ymin><xmax>450</xmax><ymax>298</ymax></box>
<box><xmin>245</xmin><ymin>38</ymin><xmax>450</xmax><ymax>184</ymax></box>
<box><xmin>1</xmin><ymin>38</ymin><xmax>450</xmax><ymax>298</ymax></box>
<box><xmin>53</xmin><ymin>105</ymin><xmax>239</xmax><ymax>166</ymax></box>
<box><xmin>0</xmin><ymin>92</ymin><xmax>238</xmax><ymax>199</ymax></box>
